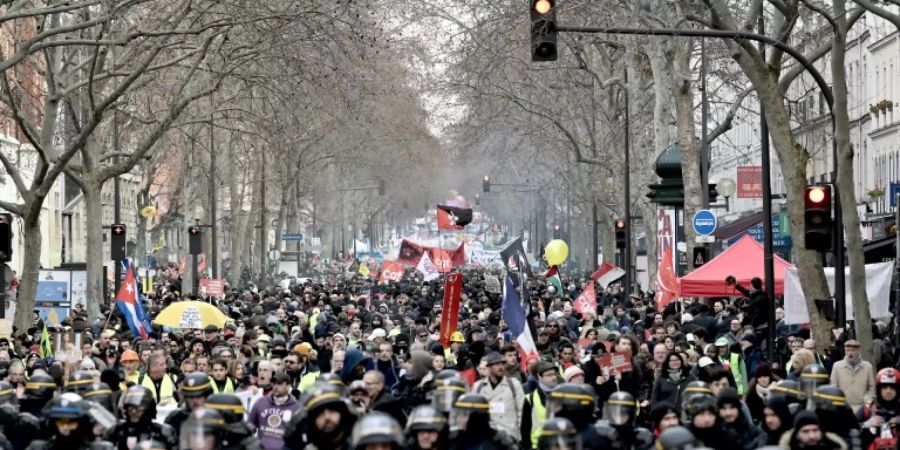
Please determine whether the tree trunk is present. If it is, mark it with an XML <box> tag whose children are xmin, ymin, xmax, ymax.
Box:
<box><xmin>82</xmin><ymin>180</ymin><xmax>105</xmax><ymax>323</ymax></box>
<box><xmin>14</xmin><ymin>210</ymin><xmax>41</xmax><ymax>332</ymax></box>
<box><xmin>834</xmin><ymin>0</ymin><xmax>873</xmax><ymax>360</ymax></box>
<box><xmin>674</xmin><ymin>79</ymin><xmax>701</xmax><ymax>271</ymax></box>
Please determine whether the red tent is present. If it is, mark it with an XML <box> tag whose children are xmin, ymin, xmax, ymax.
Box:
<box><xmin>678</xmin><ymin>234</ymin><xmax>795</xmax><ymax>297</ymax></box>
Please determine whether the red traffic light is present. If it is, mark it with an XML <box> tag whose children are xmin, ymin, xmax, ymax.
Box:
<box><xmin>189</xmin><ymin>226</ymin><xmax>200</xmax><ymax>234</ymax></box>
<box><xmin>112</xmin><ymin>224</ymin><xmax>125</xmax><ymax>234</ymax></box>
<box><xmin>615</xmin><ymin>220</ymin><xmax>626</xmax><ymax>230</ymax></box>
<box><xmin>534</xmin><ymin>0</ymin><xmax>553</xmax><ymax>14</ymax></box>
<box><xmin>805</xmin><ymin>185</ymin><xmax>830</xmax><ymax>206</ymax></box>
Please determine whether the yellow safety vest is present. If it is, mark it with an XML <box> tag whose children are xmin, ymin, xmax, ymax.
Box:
<box><xmin>297</xmin><ymin>370</ymin><xmax>321</xmax><ymax>393</ymax></box>
<box><xmin>528</xmin><ymin>390</ymin><xmax>547</xmax><ymax>449</ymax></box>
<box><xmin>140</xmin><ymin>373</ymin><xmax>177</xmax><ymax>406</ymax></box>
<box><xmin>209</xmin><ymin>376</ymin><xmax>235</xmax><ymax>394</ymax></box>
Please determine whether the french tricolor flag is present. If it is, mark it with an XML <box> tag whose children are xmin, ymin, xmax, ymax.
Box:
<box><xmin>502</xmin><ymin>275</ymin><xmax>538</xmax><ymax>368</ymax></box>
<box><xmin>116</xmin><ymin>263</ymin><xmax>151</xmax><ymax>339</ymax></box>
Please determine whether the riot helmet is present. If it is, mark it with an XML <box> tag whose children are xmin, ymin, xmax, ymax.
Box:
<box><xmin>406</xmin><ymin>404</ymin><xmax>448</xmax><ymax>433</ymax></box>
<box><xmin>813</xmin><ymin>385</ymin><xmax>847</xmax><ymax>411</ymax></box>
<box><xmin>450</xmin><ymin>393</ymin><xmax>491</xmax><ymax>433</ymax></box>
<box><xmin>178</xmin><ymin>407</ymin><xmax>224</xmax><ymax>450</ymax></box>
<box><xmin>349</xmin><ymin>412</ymin><xmax>403</xmax><ymax>450</ymax></box>
<box><xmin>205</xmin><ymin>393</ymin><xmax>246</xmax><ymax>424</ymax></box>
<box><xmin>656</xmin><ymin>426</ymin><xmax>700</xmax><ymax>450</ymax></box>
<box><xmin>799</xmin><ymin>364</ymin><xmax>828</xmax><ymax>398</ymax></box>
<box><xmin>121</xmin><ymin>385</ymin><xmax>156</xmax><ymax>423</ymax></box>
<box><xmin>538</xmin><ymin>417</ymin><xmax>583</xmax><ymax>450</ymax></box>
<box><xmin>432</xmin><ymin>376</ymin><xmax>467</xmax><ymax>414</ymax></box>
<box><xmin>603</xmin><ymin>391</ymin><xmax>637</xmax><ymax>427</ymax></box>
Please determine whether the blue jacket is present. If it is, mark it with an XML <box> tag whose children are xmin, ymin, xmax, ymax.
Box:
<box><xmin>340</xmin><ymin>349</ymin><xmax>372</xmax><ymax>384</ymax></box>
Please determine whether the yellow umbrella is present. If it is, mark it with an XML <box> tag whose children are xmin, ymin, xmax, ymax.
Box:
<box><xmin>153</xmin><ymin>301</ymin><xmax>231</xmax><ymax>329</ymax></box>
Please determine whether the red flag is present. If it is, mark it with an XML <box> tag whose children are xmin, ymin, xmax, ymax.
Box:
<box><xmin>573</xmin><ymin>283</ymin><xmax>596</xmax><ymax>315</ymax></box>
<box><xmin>656</xmin><ymin>247</ymin><xmax>679</xmax><ymax>308</ymax></box>
<box><xmin>436</xmin><ymin>205</ymin><xmax>472</xmax><ymax>230</ymax></box>
<box><xmin>379</xmin><ymin>261</ymin><xmax>405</xmax><ymax>284</ymax></box>
<box><xmin>439</xmin><ymin>273</ymin><xmax>463</xmax><ymax>348</ymax></box>
<box><xmin>428</xmin><ymin>242</ymin><xmax>466</xmax><ymax>273</ymax></box>
<box><xmin>591</xmin><ymin>262</ymin><xmax>626</xmax><ymax>288</ymax></box>
<box><xmin>397</xmin><ymin>240</ymin><xmax>426</xmax><ymax>266</ymax></box>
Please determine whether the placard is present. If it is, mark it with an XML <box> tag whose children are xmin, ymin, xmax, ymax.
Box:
<box><xmin>179</xmin><ymin>306</ymin><xmax>202</xmax><ymax>329</ymax></box>
<box><xmin>594</xmin><ymin>350</ymin><xmax>633</xmax><ymax>375</ymax></box>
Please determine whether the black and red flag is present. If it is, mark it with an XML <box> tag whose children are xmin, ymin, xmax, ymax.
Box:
<box><xmin>436</xmin><ymin>204</ymin><xmax>473</xmax><ymax>231</ymax></box>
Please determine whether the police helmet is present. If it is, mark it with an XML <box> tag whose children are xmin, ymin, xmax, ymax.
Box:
<box><xmin>122</xmin><ymin>385</ymin><xmax>156</xmax><ymax>420</ymax></box>
<box><xmin>450</xmin><ymin>393</ymin><xmax>490</xmax><ymax>432</ymax></box>
<box><xmin>656</xmin><ymin>426</ymin><xmax>700</xmax><ymax>450</ymax></box>
<box><xmin>181</xmin><ymin>372</ymin><xmax>213</xmax><ymax>398</ymax></box>
<box><xmin>406</xmin><ymin>404</ymin><xmax>448</xmax><ymax>433</ymax></box>
<box><xmin>549</xmin><ymin>383</ymin><xmax>596</xmax><ymax>417</ymax></box>
<box><xmin>350</xmin><ymin>412</ymin><xmax>403</xmax><ymax>449</ymax></box>
<box><xmin>0</xmin><ymin>381</ymin><xmax>15</xmax><ymax>405</ymax></box>
<box><xmin>800</xmin><ymin>364</ymin><xmax>828</xmax><ymax>396</ymax></box>
<box><xmin>813</xmin><ymin>385</ymin><xmax>847</xmax><ymax>411</ymax></box>
<box><xmin>538</xmin><ymin>417</ymin><xmax>582</xmax><ymax>450</ymax></box>
<box><xmin>770</xmin><ymin>379</ymin><xmax>804</xmax><ymax>402</ymax></box>
<box><xmin>43</xmin><ymin>393</ymin><xmax>86</xmax><ymax>419</ymax></box>
<box><xmin>316</xmin><ymin>373</ymin><xmax>348</xmax><ymax>396</ymax></box>
<box><xmin>178</xmin><ymin>408</ymin><xmax>225</xmax><ymax>450</ymax></box>
<box><xmin>82</xmin><ymin>382</ymin><xmax>115</xmax><ymax>412</ymax></box>
<box><xmin>432</xmin><ymin>376</ymin><xmax>468</xmax><ymax>414</ymax></box>
<box><xmin>205</xmin><ymin>393</ymin><xmax>246</xmax><ymax>424</ymax></box>
<box><xmin>64</xmin><ymin>371</ymin><xmax>94</xmax><ymax>395</ymax></box>
<box><xmin>25</xmin><ymin>373</ymin><xmax>57</xmax><ymax>401</ymax></box>
<box><xmin>603</xmin><ymin>391</ymin><xmax>637</xmax><ymax>426</ymax></box>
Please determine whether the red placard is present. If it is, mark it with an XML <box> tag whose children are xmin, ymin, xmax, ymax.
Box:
<box><xmin>439</xmin><ymin>273</ymin><xmax>463</xmax><ymax>348</ymax></box>
<box><xmin>379</xmin><ymin>261</ymin><xmax>405</xmax><ymax>284</ymax></box>
<box><xmin>573</xmin><ymin>283</ymin><xmax>596</xmax><ymax>315</ymax></box>
<box><xmin>737</xmin><ymin>166</ymin><xmax>763</xmax><ymax>198</ymax></box>
<box><xmin>198</xmin><ymin>278</ymin><xmax>225</xmax><ymax>298</ymax></box>
<box><xmin>594</xmin><ymin>350</ymin><xmax>633</xmax><ymax>375</ymax></box>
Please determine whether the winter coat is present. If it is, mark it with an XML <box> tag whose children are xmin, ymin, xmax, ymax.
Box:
<box><xmin>651</xmin><ymin>368</ymin><xmax>696</xmax><ymax>406</ymax></box>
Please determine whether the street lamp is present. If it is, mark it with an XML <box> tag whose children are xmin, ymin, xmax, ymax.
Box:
<box><xmin>717</xmin><ymin>177</ymin><xmax>736</xmax><ymax>211</ymax></box>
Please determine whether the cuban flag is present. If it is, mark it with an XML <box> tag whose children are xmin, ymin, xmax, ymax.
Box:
<box><xmin>116</xmin><ymin>262</ymin><xmax>152</xmax><ymax>339</ymax></box>
<box><xmin>502</xmin><ymin>274</ymin><xmax>539</xmax><ymax>368</ymax></box>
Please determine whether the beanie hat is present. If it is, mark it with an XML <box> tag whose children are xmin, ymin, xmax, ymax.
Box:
<box><xmin>755</xmin><ymin>363</ymin><xmax>773</xmax><ymax>379</ymax></box>
<box><xmin>650</xmin><ymin>401</ymin><xmax>679</xmax><ymax>427</ymax></box>
<box><xmin>794</xmin><ymin>410</ymin><xmax>819</xmax><ymax>430</ymax></box>
<box><xmin>717</xmin><ymin>387</ymin><xmax>741</xmax><ymax>409</ymax></box>
<box><xmin>563</xmin><ymin>366</ymin><xmax>585</xmax><ymax>382</ymax></box>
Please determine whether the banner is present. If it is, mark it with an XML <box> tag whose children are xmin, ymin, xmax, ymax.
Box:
<box><xmin>398</xmin><ymin>239</ymin><xmax>466</xmax><ymax>273</ymax></box>
<box><xmin>737</xmin><ymin>166</ymin><xmax>763</xmax><ymax>198</ymax></box>
<box><xmin>439</xmin><ymin>273</ymin><xmax>463</xmax><ymax>348</ymax></box>
<box><xmin>655</xmin><ymin>247</ymin><xmax>679</xmax><ymax>309</ymax></box>
<box><xmin>783</xmin><ymin>262</ymin><xmax>893</xmax><ymax>325</ymax></box>
<box><xmin>573</xmin><ymin>283</ymin><xmax>596</xmax><ymax>315</ymax></box>
<box><xmin>379</xmin><ymin>261</ymin><xmax>404</xmax><ymax>284</ymax></box>
<box><xmin>500</xmin><ymin>237</ymin><xmax>532</xmax><ymax>278</ymax></box>
<box><xmin>398</xmin><ymin>240</ymin><xmax>426</xmax><ymax>266</ymax></box>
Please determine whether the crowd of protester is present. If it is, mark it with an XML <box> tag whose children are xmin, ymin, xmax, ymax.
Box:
<box><xmin>0</xmin><ymin>262</ymin><xmax>896</xmax><ymax>450</ymax></box>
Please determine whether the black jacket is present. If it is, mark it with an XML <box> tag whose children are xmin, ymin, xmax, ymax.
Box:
<box><xmin>105</xmin><ymin>420</ymin><xmax>177</xmax><ymax>450</ymax></box>
<box><xmin>370</xmin><ymin>390</ymin><xmax>407</xmax><ymax>425</ymax></box>
<box><xmin>651</xmin><ymin>369</ymin><xmax>697</xmax><ymax>406</ymax></box>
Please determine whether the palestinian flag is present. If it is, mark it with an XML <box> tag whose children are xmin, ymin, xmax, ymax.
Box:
<box><xmin>546</xmin><ymin>265</ymin><xmax>563</xmax><ymax>297</ymax></box>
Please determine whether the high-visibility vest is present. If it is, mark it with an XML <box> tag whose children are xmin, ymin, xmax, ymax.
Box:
<box><xmin>209</xmin><ymin>376</ymin><xmax>234</xmax><ymax>394</ymax></box>
<box><xmin>528</xmin><ymin>390</ymin><xmax>547</xmax><ymax>449</ymax></box>
<box><xmin>729</xmin><ymin>353</ymin><xmax>748</xmax><ymax>396</ymax></box>
<box><xmin>140</xmin><ymin>373</ymin><xmax>177</xmax><ymax>405</ymax></box>
<box><xmin>297</xmin><ymin>370</ymin><xmax>321</xmax><ymax>393</ymax></box>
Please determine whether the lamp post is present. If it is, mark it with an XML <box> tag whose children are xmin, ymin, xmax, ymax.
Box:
<box><xmin>717</xmin><ymin>178</ymin><xmax>736</xmax><ymax>212</ymax></box>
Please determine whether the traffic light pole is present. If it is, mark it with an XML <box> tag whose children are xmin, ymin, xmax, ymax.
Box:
<box><xmin>553</xmin><ymin>23</ymin><xmax>845</xmax><ymax>328</ymax></box>
<box><xmin>623</xmin><ymin>66</ymin><xmax>632</xmax><ymax>298</ymax></box>
<box><xmin>759</xmin><ymin>16</ymin><xmax>777</xmax><ymax>361</ymax></box>
<box><xmin>113</xmin><ymin>109</ymin><xmax>122</xmax><ymax>295</ymax></box>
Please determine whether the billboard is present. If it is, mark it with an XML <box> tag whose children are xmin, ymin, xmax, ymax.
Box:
<box><xmin>737</xmin><ymin>166</ymin><xmax>763</xmax><ymax>198</ymax></box>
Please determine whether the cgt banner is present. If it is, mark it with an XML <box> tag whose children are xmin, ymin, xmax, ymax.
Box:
<box><xmin>397</xmin><ymin>239</ymin><xmax>466</xmax><ymax>273</ymax></box>
<box><xmin>439</xmin><ymin>273</ymin><xmax>463</xmax><ymax>348</ymax></box>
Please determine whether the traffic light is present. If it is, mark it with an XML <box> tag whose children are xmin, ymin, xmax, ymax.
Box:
<box><xmin>378</xmin><ymin>179</ymin><xmax>385</xmax><ymax>196</ymax></box>
<box><xmin>110</xmin><ymin>224</ymin><xmax>126</xmax><ymax>260</ymax></box>
<box><xmin>188</xmin><ymin>225</ymin><xmax>202</xmax><ymax>255</ymax></box>
<box><xmin>804</xmin><ymin>184</ymin><xmax>832</xmax><ymax>251</ymax></box>
<box><xmin>483</xmin><ymin>175</ymin><xmax>491</xmax><ymax>193</ymax></box>
<box><xmin>0</xmin><ymin>213</ymin><xmax>12</xmax><ymax>262</ymax></box>
<box><xmin>531</xmin><ymin>0</ymin><xmax>557</xmax><ymax>62</ymax></box>
<box><xmin>615</xmin><ymin>219</ymin><xmax>626</xmax><ymax>249</ymax></box>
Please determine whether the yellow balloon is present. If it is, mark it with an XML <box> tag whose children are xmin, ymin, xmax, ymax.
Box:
<box><xmin>544</xmin><ymin>239</ymin><xmax>569</xmax><ymax>266</ymax></box>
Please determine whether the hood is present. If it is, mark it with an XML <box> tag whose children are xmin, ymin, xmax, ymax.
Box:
<box><xmin>340</xmin><ymin>349</ymin><xmax>371</xmax><ymax>383</ymax></box>
<box><xmin>406</xmin><ymin>350</ymin><xmax>433</xmax><ymax>380</ymax></box>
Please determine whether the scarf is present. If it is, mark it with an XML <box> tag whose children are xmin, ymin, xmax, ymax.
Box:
<box><xmin>668</xmin><ymin>369</ymin><xmax>682</xmax><ymax>383</ymax></box>
<box><xmin>756</xmin><ymin>383</ymin><xmax>770</xmax><ymax>402</ymax></box>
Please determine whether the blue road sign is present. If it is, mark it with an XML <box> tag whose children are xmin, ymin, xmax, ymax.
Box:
<box><xmin>282</xmin><ymin>233</ymin><xmax>303</xmax><ymax>241</ymax></box>
<box><xmin>890</xmin><ymin>183</ymin><xmax>900</xmax><ymax>208</ymax></box>
<box><xmin>692</xmin><ymin>210</ymin><xmax>717</xmax><ymax>235</ymax></box>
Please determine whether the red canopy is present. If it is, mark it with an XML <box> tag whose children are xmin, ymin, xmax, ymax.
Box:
<box><xmin>678</xmin><ymin>234</ymin><xmax>795</xmax><ymax>297</ymax></box>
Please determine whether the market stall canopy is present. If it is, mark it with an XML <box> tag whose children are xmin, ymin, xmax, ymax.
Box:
<box><xmin>678</xmin><ymin>235</ymin><xmax>795</xmax><ymax>297</ymax></box>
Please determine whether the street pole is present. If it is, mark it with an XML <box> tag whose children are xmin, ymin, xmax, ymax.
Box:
<box><xmin>259</xmin><ymin>151</ymin><xmax>267</xmax><ymax>288</ymax></box>
<box><xmin>192</xmin><ymin>220</ymin><xmax>199</xmax><ymax>296</ymax></box>
<box><xmin>209</xmin><ymin>97</ymin><xmax>218</xmax><ymax>278</ymax></box>
<box><xmin>623</xmin><ymin>65</ymin><xmax>632</xmax><ymax>297</ymax></box>
<box><xmin>553</xmin><ymin>23</ymin><xmax>846</xmax><ymax>326</ymax></box>
<box><xmin>113</xmin><ymin>108</ymin><xmax>122</xmax><ymax>294</ymax></box>
<box><xmin>759</xmin><ymin>16</ymin><xmax>777</xmax><ymax>361</ymax></box>
<box><xmin>592</xmin><ymin>203</ymin><xmax>599</xmax><ymax>267</ymax></box>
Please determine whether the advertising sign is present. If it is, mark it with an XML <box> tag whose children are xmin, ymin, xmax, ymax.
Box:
<box><xmin>737</xmin><ymin>166</ymin><xmax>763</xmax><ymax>198</ymax></box>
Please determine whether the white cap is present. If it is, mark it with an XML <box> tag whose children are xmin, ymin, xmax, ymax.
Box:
<box><xmin>698</xmin><ymin>356</ymin><xmax>715</xmax><ymax>368</ymax></box>
<box><xmin>685</xmin><ymin>333</ymin><xmax>695</xmax><ymax>342</ymax></box>
<box><xmin>371</xmin><ymin>328</ymin><xmax>387</xmax><ymax>338</ymax></box>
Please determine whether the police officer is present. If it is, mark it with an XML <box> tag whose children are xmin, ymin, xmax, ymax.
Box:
<box><xmin>432</xmin><ymin>377</ymin><xmax>467</xmax><ymax>416</ymax></box>
<box><xmin>770</xmin><ymin>379</ymin><xmax>804</xmax><ymax>413</ymax></box>
<box><xmin>105</xmin><ymin>385</ymin><xmax>177</xmax><ymax>450</ymax></box>
<box><xmin>800</xmin><ymin>364</ymin><xmax>829</xmax><ymax>411</ymax></box>
<box><xmin>537</xmin><ymin>417</ymin><xmax>581</xmax><ymax>450</ymax></box>
<box><xmin>26</xmin><ymin>394</ymin><xmax>112</xmax><ymax>450</ymax></box>
<box><xmin>293</xmin><ymin>382</ymin><xmax>357</xmax><ymax>450</ymax></box>
<box><xmin>178</xmin><ymin>408</ymin><xmax>224</xmax><ymax>450</ymax></box>
<box><xmin>82</xmin><ymin>382</ymin><xmax>116</xmax><ymax>413</ymax></box>
<box><xmin>20</xmin><ymin>373</ymin><xmax>56</xmax><ymax>417</ymax></box>
<box><xmin>165</xmin><ymin>372</ymin><xmax>212</xmax><ymax>439</ymax></box>
<box><xmin>811</xmin><ymin>385</ymin><xmax>858</xmax><ymax>443</ymax></box>
<box><xmin>547</xmin><ymin>384</ymin><xmax>600</xmax><ymax>444</ymax></box>
<box><xmin>448</xmin><ymin>393</ymin><xmax>516</xmax><ymax>450</ymax></box>
<box><xmin>594</xmin><ymin>391</ymin><xmax>653</xmax><ymax>450</ymax></box>
<box><xmin>64</xmin><ymin>372</ymin><xmax>95</xmax><ymax>396</ymax></box>
<box><xmin>655</xmin><ymin>426</ymin><xmax>701</xmax><ymax>450</ymax></box>
<box><xmin>405</xmin><ymin>404</ymin><xmax>448</xmax><ymax>450</ymax></box>
<box><xmin>0</xmin><ymin>379</ymin><xmax>41</xmax><ymax>450</ymax></box>
<box><xmin>679</xmin><ymin>381</ymin><xmax>714</xmax><ymax>423</ymax></box>
<box><xmin>205</xmin><ymin>393</ymin><xmax>262</xmax><ymax>450</ymax></box>
<box><xmin>349</xmin><ymin>412</ymin><xmax>404</xmax><ymax>450</ymax></box>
